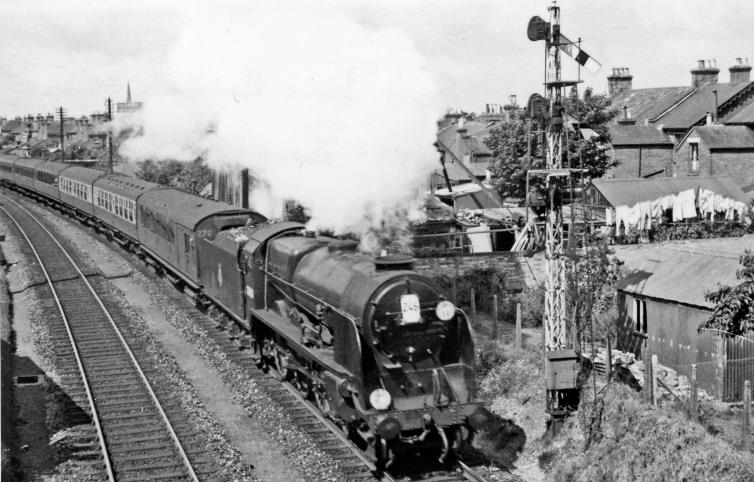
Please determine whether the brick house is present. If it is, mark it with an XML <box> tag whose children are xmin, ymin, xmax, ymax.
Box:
<box><xmin>673</xmin><ymin>125</ymin><xmax>754</xmax><ymax>191</ymax></box>
<box><xmin>606</xmin><ymin>59</ymin><xmax>754</xmax><ymax>178</ymax></box>
<box><xmin>609</xmin><ymin>124</ymin><xmax>674</xmax><ymax>178</ymax></box>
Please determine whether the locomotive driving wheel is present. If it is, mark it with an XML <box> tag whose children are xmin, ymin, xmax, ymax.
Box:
<box><xmin>274</xmin><ymin>346</ymin><xmax>293</xmax><ymax>381</ymax></box>
<box><xmin>373</xmin><ymin>437</ymin><xmax>395</xmax><ymax>474</ymax></box>
<box><xmin>313</xmin><ymin>387</ymin><xmax>333</xmax><ymax>418</ymax></box>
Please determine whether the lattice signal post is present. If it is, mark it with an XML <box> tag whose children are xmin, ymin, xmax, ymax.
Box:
<box><xmin>527</xmin><ymin>2</ymin><xmax>585</xmax><ymax>423</ymax></box>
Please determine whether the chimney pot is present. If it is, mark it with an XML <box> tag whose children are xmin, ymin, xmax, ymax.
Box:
<box><xmin>608</xmin><ymin>66</ymin><xmax>633</xmax><ymax>98</ymax></box>
<box><xmin>706</xmin><ymin>112</ymin><xmax>713</xmax><ymax>125</ymax></box>
<box><xmin>697</xmin><ymin>59</ymin><xmax>705</xmax><ymax>69</ymax></box>
<box><xmin>729</xmin><ymin>57</ymin><xmax>752</xmax><ymax>83</ymax></box>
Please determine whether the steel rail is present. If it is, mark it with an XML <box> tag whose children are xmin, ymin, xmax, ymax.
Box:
<box><xmin>1</xmin><ymin>194</ymin><xmax>199</xmax><ymax>482</ymax></box>
<box><xmin>279</xmin><ymin>379</ymin><xmax>397</xmax><ymax>482</ymax></box>
<box><xmin>458</xmin><ymin>460</ymin><xmax>486</xmax><ymax>482</ymax></box>
<box><xmin>0</xmin><ymin>202</ymin><xmax>116</xmax><ymax>482</ymax></box>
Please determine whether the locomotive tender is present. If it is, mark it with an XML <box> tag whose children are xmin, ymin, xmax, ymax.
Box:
<box><xmin>0</xmin><ymin>155</ymin><xmax>491</xmax><ymax>468</ymax></box>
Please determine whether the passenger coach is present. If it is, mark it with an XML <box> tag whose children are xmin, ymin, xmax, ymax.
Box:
<box><xmin>93</xmin><ymin>174</ymin><xmax>161</xmax><ymax>245</ymax></box>
<box><xmin>33</xmin><ymin>161</ymin><xmax>70</xmax><ymax>202</ymax></box>
<box><xmin>58</xmin><ymin>166</ymin><xmax>105</xmax><ymax>220</ymax></box>
<box><xmin>137</xmin><ymin>188</ymin><xmax>262</xmax><ymax>291</ymax></box>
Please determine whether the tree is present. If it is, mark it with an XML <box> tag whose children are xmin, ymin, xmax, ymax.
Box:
<box><xmin>698</xmin><ymin>250</ymin><xmax>754</xmax><ymax>336</ymax></box>
<box><xmin>172</xmin><ymin>158</ymin><xmax>213</xmax><ymax>195</ymax></box>
<box><xmin>135</xmin><ymin>158</ymin><xmax>213</xmax><ymax>196</ymax></box>
<box><xmin>486</xmin><ymin>88</ymin><xmax>619</xmax><ymax>200</ymax></box>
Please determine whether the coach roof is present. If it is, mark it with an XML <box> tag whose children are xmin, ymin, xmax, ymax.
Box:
<box><xmin>36</xmin><ymin>160</ymin><xmax>74</xmax><ymax>176</ymax></box>
<box><xmin>94</xmin><ymin>173</ymin><xmax>163</xmax><ymax>200</ymax></box>
<box><xmin>59</xmin><ymin>166</ymin><xmax>107</xmax><ymax>184</ymax></box>
<box><xmin>138</xmin><ymin>187</ymin><xmax>256</xmax><ymax>230</ymax></box>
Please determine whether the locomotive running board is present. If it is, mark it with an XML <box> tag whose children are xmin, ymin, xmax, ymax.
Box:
<box><xmin>249</xmin><ymin>307</ymin><xmax>353</xmax><ymax>379</ymax></box>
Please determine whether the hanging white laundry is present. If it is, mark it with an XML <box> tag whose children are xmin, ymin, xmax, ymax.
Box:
<box><xmin>466</xmin><ymin>224</ymin><xmax>493</xmax><ymax>253</ymax></box>
<box><xmin>636</xmin><ymin>201</ymin><xmax>652</xmax><ymax>230</ymax></box>
<box><xmin>677</xmin><ymin>189</ymin><xmax>696</xmax><ymax>220</ymax></box>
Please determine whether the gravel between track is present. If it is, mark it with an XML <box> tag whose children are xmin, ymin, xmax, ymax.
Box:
<box><xmin>23</xmin><ymin>199</ymin><xmax>352</xmax><ymax>481</ymax></box>
<box><xmin>2</xmin><ymin>201</ymin><xmax>256</xmax><ymax>481</ymax></box>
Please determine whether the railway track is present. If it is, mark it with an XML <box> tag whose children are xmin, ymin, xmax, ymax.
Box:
<box><xmin>163</xmin><ymin>286</ymin><xmax>489</xmax><ymax>482</ymax></box>
<box><xmin>0</xmin><ymin>192</ymin><xmax>216</xmax><ymax>481</ymax></box>
<box><xmin>2</xmin><ymin>188</ymin><xmax>491</xmax><ymax>482</ymax></box>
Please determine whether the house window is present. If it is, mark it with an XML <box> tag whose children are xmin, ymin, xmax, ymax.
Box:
<box><xmin>634</xmin><ymin>298</ymin><xmax>647</xmax><ymax>334</ymax></box>
<box><xmin>689</xmin><ymin>142</ymin><xmax>699</xmax><ymax>172</ymax></box>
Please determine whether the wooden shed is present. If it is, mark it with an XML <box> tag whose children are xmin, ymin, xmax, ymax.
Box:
<box><xmin>613</xmin><ymin>237</ymin><xmax>754</xmax><ymax>401</ymax></box>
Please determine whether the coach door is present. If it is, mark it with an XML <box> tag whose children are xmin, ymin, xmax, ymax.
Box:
<box><xmin>177</xmin><ymin>226</ymin><xmax>197</xmax><ymax>280</ymax></box>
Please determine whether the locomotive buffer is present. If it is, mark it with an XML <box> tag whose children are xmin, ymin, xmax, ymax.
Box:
<box><xmin>526</xmin><ymin>2</ymin><xmax>599</xmax><ymax>426</ymax></box>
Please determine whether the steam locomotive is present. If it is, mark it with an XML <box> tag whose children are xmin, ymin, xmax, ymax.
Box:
<box><xmin>0</xmin><ymin>155</ymin><xmax>491</xmax><ymax>469</ymax></box>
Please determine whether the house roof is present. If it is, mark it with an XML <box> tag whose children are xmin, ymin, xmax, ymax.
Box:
<box><xmin>615</xmin><ymin>236</ymin><xmax>754</xmax><ymax>308</ymax></box>
<box><xmin>47</xmin><ymin>121</ymin><xmax>79</xmax><ymax>136</ymax></box>
<box><xmin>587</xmin><ymin>176</ymin><xmax>750</xmax><ymax>208</ymax></box>
<box><xmin>433</xmin><ymin>159</ymin><xmax>472</xmax><ymax>183</ymax></box>
<box><xmin>655</xmin><ymin>83</ymin><xmax>753</xmax><ymax>130</ymax></box>
<box><xmin>611</xmin><ymin>124</ymin><xmax>673</xmax><ymax>146</ymax></box>
<box><xmin>685</xmin><ymin>125</ymin><xmax>754</xmax><ymax>150</ymax></box>
<box><xmin>465</xmin><ymin>162</ymin><xmax>489</xmax><ymax>177</ymax></box>
<box><xmin>727</xmin><ymin>102</ymin><xmax>754</xmax><ymax>125</ymax></box>
<box><xmin>436</xmin><ymin>119</ymin><xmax>498</xmax><ymax>161</ymax></box>
<box><xmin>1</xmin><ymin>119</ymin><xmax>23</xmax><ymax>133</ymax></box>
<box><xmin>610</xmin><ymin>86</ymin><xmax>695</xmax><ymax>124</ymax></box>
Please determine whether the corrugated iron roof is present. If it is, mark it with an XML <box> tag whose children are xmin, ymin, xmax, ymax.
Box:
<box><xmin>615</xmin><ymin>236</ymin><xmax>754</xmax><ymax>308</ymax></box>
<box><xmin>690</xmin><ymin>125</ymin><xmax>754</xmax><ymax>149</ymax></box>
<box><xmin>588</xmin><ymin>176</ymin><xmax>750</xmax><ymax>207</ymax></box>
<box><xmin>656</xmin><ymin>83</ymin><xmax>753</xmax><ymax>129</ymax></box>
<box><xmin>611</xmin><ymin>124</ymin><xmax>673</xmax><ymax>146</ymax></box>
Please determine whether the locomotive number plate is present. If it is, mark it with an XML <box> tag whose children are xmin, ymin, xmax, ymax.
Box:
<box><xmin>400</xmin><ymin>294</ymin><xmax>421</xmax><ymax>324</ymax></box>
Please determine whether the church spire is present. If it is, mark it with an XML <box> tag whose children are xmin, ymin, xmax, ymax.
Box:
<box><xmin>126</xmin><ymin>83</ymin><xmax>132</xmax><ymax>103</ymax></box>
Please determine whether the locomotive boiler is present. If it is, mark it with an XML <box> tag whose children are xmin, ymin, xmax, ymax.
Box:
<box><xmin>240</xmin><ymin>223</ymin><xmax>492</xmax><ymax>469</ymax></box>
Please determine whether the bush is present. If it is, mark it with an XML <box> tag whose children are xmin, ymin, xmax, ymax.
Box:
<box><xmin>430</xmin><ymin>267</ymin><xmax>505</xmax><ymax>313</ymax></box>
<box><xmin>517</xmin><ymin>283</ymin><xmax>545</xmax><ymax>327</ymax></box>
<box><xmin>479</xmin><ymin>352</ymin><xmax>542</xmax><ymax>402</ymax></box>
<box><xmin>549</xmin><ymin>383</ymin><xmax>754</xmax><ymax>481</ymax></box>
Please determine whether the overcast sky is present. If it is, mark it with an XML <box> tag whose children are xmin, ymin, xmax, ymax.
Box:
<box><xmin>1</xmin><ymin>0</ymin><xmax>753</xmax><ymax>119</ymax></box>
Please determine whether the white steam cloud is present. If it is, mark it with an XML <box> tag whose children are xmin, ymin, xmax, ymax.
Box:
<box><xmin>117</xmin><ymin>4</ymin><xmax>439</xmax><ymax>241</ymax></box>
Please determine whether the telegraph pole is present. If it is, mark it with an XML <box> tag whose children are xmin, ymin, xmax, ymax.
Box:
<box><xmin>58</xmin><ymin>106</ymin><xmax>66</xmax><ymax>162</ymax></box>
<box><xmin>106</xmin><ymin>98</ymin><xmax>114</xmax><ymax>173</ymax></box>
